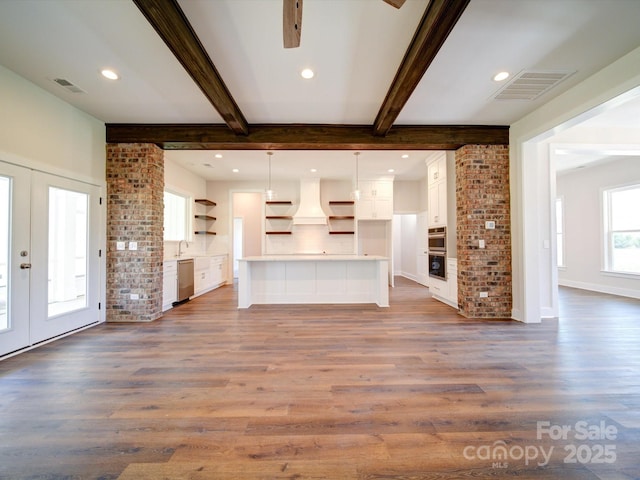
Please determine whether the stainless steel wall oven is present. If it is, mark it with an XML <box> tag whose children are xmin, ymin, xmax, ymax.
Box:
<box><xmin>428</xmin><ymin>226</ymin><xmax>446</xmax><ymax>253</ymax></box>
<box><xmin>428</xmin><ymin>226</ymin><xmax>446</xmax><ymax>280</ymax></box>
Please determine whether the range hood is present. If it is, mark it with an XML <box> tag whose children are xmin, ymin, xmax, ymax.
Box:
<box><xmin>292</xmin><ymin>178</ymin><xmax>327</xmax><ymax>225</ymax></box>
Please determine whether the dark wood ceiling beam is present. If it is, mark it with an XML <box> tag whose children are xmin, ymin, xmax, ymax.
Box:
<box><xmin>132</xmin><ymin>0</ymin><xmax>249</xmax><ymax>135</ymax></box>
<box><xmin>373</xmin><ymin>0</ymin><xmax>471</xmax><ymax>136</ymax></box>
<box><xmin>106</xmin><ymin>123</ymin><xmax>508</xmax><ymax>150</ymax></box>
<box><xmin>283</xmin><ymin>0</ymin><xmax>303</xmax><ymax>48</ymax></box>
<box><xmin>383</xmin><ymin>0</ymin><xmax>407</xmax><ymax>8</ymax></box>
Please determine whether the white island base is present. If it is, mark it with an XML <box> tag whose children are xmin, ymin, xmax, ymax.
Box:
<box><xmin>238</xmin><ymin>255</ymin><xmax>389</xmax><ymax>308</ymax></box>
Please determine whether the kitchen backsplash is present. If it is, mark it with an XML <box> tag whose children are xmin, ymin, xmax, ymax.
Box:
<box><xmin>265</xmin><ymin>225</ymin><xmax>355</xmax><ymax>255</ymax></box>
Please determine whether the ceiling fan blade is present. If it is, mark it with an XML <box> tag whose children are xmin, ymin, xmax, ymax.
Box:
<box><xmin>383</xmin><ymin>0</ymin><xmax>406</xmax><ymax>8</ymax></box>
<box><xmin>283</xmin><ymin>0</ymin><xmax>302</xmax><ymax>48</ymax></box>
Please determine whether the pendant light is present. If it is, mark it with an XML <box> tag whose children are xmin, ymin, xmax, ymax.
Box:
<box><xmin>351</xmin><ymin>151</ymin><xmax>361</xmax><ymax>201</ymax></box>
<box><xmin>265</xmin><ymin>151</ymin><xmax>276</xmax><ymax>200</ymax></box>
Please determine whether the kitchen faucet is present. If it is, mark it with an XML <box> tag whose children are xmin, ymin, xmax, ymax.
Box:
<box><xmin>178</xmin><ymin>240</ymin><xmax>189</xmax><ymax>257</ymax></box>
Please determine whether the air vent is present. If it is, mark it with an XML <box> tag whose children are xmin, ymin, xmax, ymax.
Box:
<box><xmin>52</xmin><ymin>77</ymin><xmax>86</xmax><ymax>94</ymax></box>
<box><xmin>493</xmin><ymin>70</ymin><xmax>574</xmax><ymax>101</ymax></box>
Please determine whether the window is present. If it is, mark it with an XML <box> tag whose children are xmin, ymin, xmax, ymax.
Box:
<box><xmin>164</xmin><ymin>190</ymin><xmax>190</xmax><ymax>241</ymax></box>
<box><xmin>555</xmin><ymin>197</ymin><xmax>565</xmax><ymax>268</ymax></box>
<box><xmin>603</xmin><ymin>184</ymin><xmax>640</xmax><ymax>275</ymax></box>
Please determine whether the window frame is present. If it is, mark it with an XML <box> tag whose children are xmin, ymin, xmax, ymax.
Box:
<box><xmin>602</xmin><ymin>183</ymin><xmax>640</xmax><ymax>276</ymax></box>
<box><xmin>555</xmin><ymin>196</ymin><xmax>565</xmax><ymax>269</ymax></box>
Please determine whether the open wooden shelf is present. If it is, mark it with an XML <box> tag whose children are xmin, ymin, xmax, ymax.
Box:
<box><xmin>195</xmin><ymin>199</ymin><xmax>216</xmax><ymax>206</ymax></box>
<box><xmin>329</xmin><ymin>201</ymin><xmax>354</xmax><ymax>205</ymax></box>
<box><xmin>328</xmin><ymin>215</ymin><xmax>355</xmax><ymax>220</ymax></box>
<box><xmin>265</xmin><ymin>201</ymin><xmax>292</xmax><ymax>205</ymax></box>
<box><xmin>265</xmin><ymin>215</ymin><xmax>293</xmax><ymax>220</ymax></box>
<box><xmin>329</xmin><ymin>231</ymin><xmax>354</xmax><ymax>235</ymax></box>
<box><xmin>194</xmin><ymin>215</ymin><xmax>216</xmax><ymax>221</ymax></box>
<box><xmin>194</xmin><ymin>231</ymin><xmax>216</xmax><ymax>235</ymax></box>
<box><xmin>266</xmin><ymin>231</ymin><xmax>292</xmax><ymax>235</ymax></box>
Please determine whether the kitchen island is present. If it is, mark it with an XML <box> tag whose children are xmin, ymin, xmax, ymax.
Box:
<box><xmin>237</xmin><ymin>255</ymin><xmax>389</xmax><ymax>308</ymax></box>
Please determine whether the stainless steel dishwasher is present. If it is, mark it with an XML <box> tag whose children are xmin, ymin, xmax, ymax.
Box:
<box><xmin>176</xmin><ymin>258</ymin><xmax>194</xmax><ymax>304</ymax></box>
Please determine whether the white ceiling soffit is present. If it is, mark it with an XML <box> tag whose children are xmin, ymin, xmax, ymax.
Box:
<box><xmin>493</xmin><ymin>70</ymin><xmax>575</xmax><ymax>101</ymax></box>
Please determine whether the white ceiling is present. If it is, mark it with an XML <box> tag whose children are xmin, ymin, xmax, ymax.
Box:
<box><xmin>1</xmin><ymin>0</ymin><xmax>639</xmax><ymax>181</ymax></box>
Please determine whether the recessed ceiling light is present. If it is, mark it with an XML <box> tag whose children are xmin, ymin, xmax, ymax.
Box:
<box><xmin>232</xmin><ymin>168</ymin><xmax>239</xmax><ymax>173</ymax></box>
<box><xmin>493</xmin><ymin>71</ymin><xmax>510</xmax><ymax>82</ymax></box>
<box><xmin>310</xmin><ymin>168</ymin><xmax>317</xmax><ymax>173</ymax></box>
<box><xmin>401</xmin><ymin>154</ymin><xmax>409</xmax><ymax>159</ymax></box>
<box><xmin>301</xmin><ymin>68</ymin><xmax>314</xmax><ymax>79</ymax></box>
<box><xmin>215</xmin><ymin>154</ymin><xmax>223</xmax><ymax>158</ymax></box>
<box><xmin>101</xmin><ymin>69</ymin><xmax>119</xmax><ymax>80</ymax></box>
<box><xmin>388</xmin><ymin>169</ymin><xmax>395</xmax><ymax>173</ymax></box>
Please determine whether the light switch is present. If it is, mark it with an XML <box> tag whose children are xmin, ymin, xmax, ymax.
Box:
<box><xmin>485</xmin><ymin>221</ymin><xmax>496</xmax><ymax>229</ymax></box>
<box><xmin>116</xmin><ymin>241</ymin><xmax>125</xmax><ymax>251</ymax></box>
<box><xmin>479</xmin><ymin>239</ymin><xmax>485</xmax><ymax>249</ymax></box>
<box><xmin>129</xmin><ymin>241</ymin><xmax>138</xmax><ymax>251</ymax></box>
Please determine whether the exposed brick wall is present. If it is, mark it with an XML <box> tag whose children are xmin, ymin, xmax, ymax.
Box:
<box><xmin>456</xmin><ymin>145</ymin><xmax>512</xmax><ymax>318</ymax></box>
<box><xmin>106</xmin><ymin>143</ymin><xmax>164</xmax><ymax>322</ymax></box>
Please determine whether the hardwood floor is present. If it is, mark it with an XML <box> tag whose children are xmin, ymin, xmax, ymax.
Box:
<box><xmin>1</xmin><ymin>279</ymin><xmax>639</xmax><ymax>479</ymax></box>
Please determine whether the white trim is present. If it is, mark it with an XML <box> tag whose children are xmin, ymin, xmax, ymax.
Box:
<box><xmin>0</xmin><ymin>149</ymin><xmax>105</xmax><ymax>188</ymax></box>
<box><xmin>559</xmin><ymin>279</ymin><xmax>640</xmax><ymax>300</ymax></box>
<box><xmin>0</xmin><ymin>320</ymin><xmax>102</xmax><ymax>362</ymax></box>
<box><xmin>510</xmin><ymin>45</ymin><xmax>640</xmax><ymax>324</ymax></box>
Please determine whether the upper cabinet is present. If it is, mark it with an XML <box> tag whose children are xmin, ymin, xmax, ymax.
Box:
<box><xmin>426</xmin><ymin>154</ymin><xmax>447</xmax><ymax>226</ymax></box>
<box><xmin>356</xmin><ymin>179</ymin><xmax>393</xmax><ymax>220</ymax></box>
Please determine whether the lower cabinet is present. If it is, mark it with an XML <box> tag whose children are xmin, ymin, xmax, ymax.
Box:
<box><xmin>428</xmin><ymin>258</ymin><xmax>458</xmax><ymax>308</ymax></box>
<box><xmin>162</xmin><ymin>260</ymin><xmax>177</xmax><ymax>311</ymax></box>
<box><xmin>164</xmin><ymin>255</ymin><xmax>227</xmax><ymax>311</ymax></box>
<box><xmin>194</xmin><ymin>255</ymin><xmax>227</xmax><ymax>297</ymax></box>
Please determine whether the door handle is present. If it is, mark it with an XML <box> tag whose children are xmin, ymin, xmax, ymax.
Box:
<box><xmin>20</xmin><ymin>263</ymin><xmax>32</xmax><ymax>269</ymax></box>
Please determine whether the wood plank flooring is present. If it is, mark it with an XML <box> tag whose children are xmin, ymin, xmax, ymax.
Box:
<box><xmin>1</xmin><ymin>278</ymin><xmax>639</xmax><ymax>479</ymax></box>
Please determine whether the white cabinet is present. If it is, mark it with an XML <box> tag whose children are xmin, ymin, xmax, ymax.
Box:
<box><xmin>356</xmin><ymin>179</ymin><xmax>393</xmax><ymax>220</ymax></box>
<box><xmin>427</xmin><ymin>155</ymin><xmax>446</xmax><ymax>184</ymax></box>
<box><xmin>428</xmin><ymin>258</ymin><xmax>458</xmax><ymax>309</ymax></box>
<box><xmin>194</xmin><ymin>255</ymin><xmax>227</xmax><ymax>297</ymax></box>
<box><xmin>428</xmin><ymin>180</ymin><xmax>447</xmax><ymax>226</ymax></box>
<box><xmin>211</xmin><ymin>255</ymin><xmax>226</xmax><ymax>287</ymax></box>
<box><xmin>162</xmin><ymin>260</ymin><xmax>177</xmax><ymax>311</ymax></box>
<box><xmin>427</xmin><ymin>154</ymin><xmax>447</xmax><ymax>227</ymax></box>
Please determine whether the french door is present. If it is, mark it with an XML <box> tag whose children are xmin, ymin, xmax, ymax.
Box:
<box><xmin>0</xmin><ymin>161</ymin><xmax>102</xmax><ymax>357</ymax></box>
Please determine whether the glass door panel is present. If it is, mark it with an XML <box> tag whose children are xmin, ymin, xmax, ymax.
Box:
<box><xmin>48</xmin><ymin>187</ymin><xmax>88</xmax><ymax>317</ymax></box>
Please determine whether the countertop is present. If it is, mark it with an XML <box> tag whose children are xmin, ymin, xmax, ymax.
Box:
<box><xmin>164</xmin><ymin>253</ymin><xmax>227</xmax><ymax>262</ymax></box>
<box><xmin>240</xmin><ymin>255</ymin><xmax>388</xmax><ymax>262</ymax></box>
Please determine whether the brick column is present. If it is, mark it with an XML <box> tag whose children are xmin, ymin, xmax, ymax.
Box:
<box><xmin>106</xmin><ymin>143</ymin><xmax>164</xmax><ymax>322</ymax></box>
<box><xmin>456</xmin><ymin>145</ymin><xmax>512</xmax><ymax>318</ymax></box>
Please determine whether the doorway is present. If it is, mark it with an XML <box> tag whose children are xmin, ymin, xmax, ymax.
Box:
<box><xmin>0</xmin><ymin>161</ymin><xmax>102</xmax><ymax>357</ymax></box>
<box><xmin>230</xmin><ymin>191</ymin><xmax>263</xmax><ymax>280</ymax></box>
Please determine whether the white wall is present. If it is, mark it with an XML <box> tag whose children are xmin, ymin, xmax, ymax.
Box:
<box><xmin>394</xmin><ymin>180</ymin><xmax>421</xmax><ymax>213</ymax></box>
<box><xmin>557</xmin><ymin>157</ymin><xmax>640</xmax><ymax>298</ymax></box>
<box><xmin>0</xmin><ymin>65</ymin><xmax>105</xmax><ymax>185</ymax></box>
<box><xmin>510</xmin><ymin>45</ymin><xmax>640</xmax><ymax>323</ymax></box>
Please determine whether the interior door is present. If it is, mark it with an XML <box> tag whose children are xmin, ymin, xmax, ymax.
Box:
<box><xmin>0</xmin><ymin>162</ymin><xmax>31</xmax><ymax>356</ymax></box>
<box><xmin>0</xmin><ymin>164</ymin><xmax>101</xmax><ymax>357</ymax></box>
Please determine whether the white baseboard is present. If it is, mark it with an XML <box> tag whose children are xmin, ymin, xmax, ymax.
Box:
<box><xmin>559</xmin><ymin>279</ymin><xmax>640</xmax><ymax>300</ymax></box>
<box><xmin>396</xmin><ymin>272</ymin><xmax>419</xmax><ymax>283</ymax></box>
